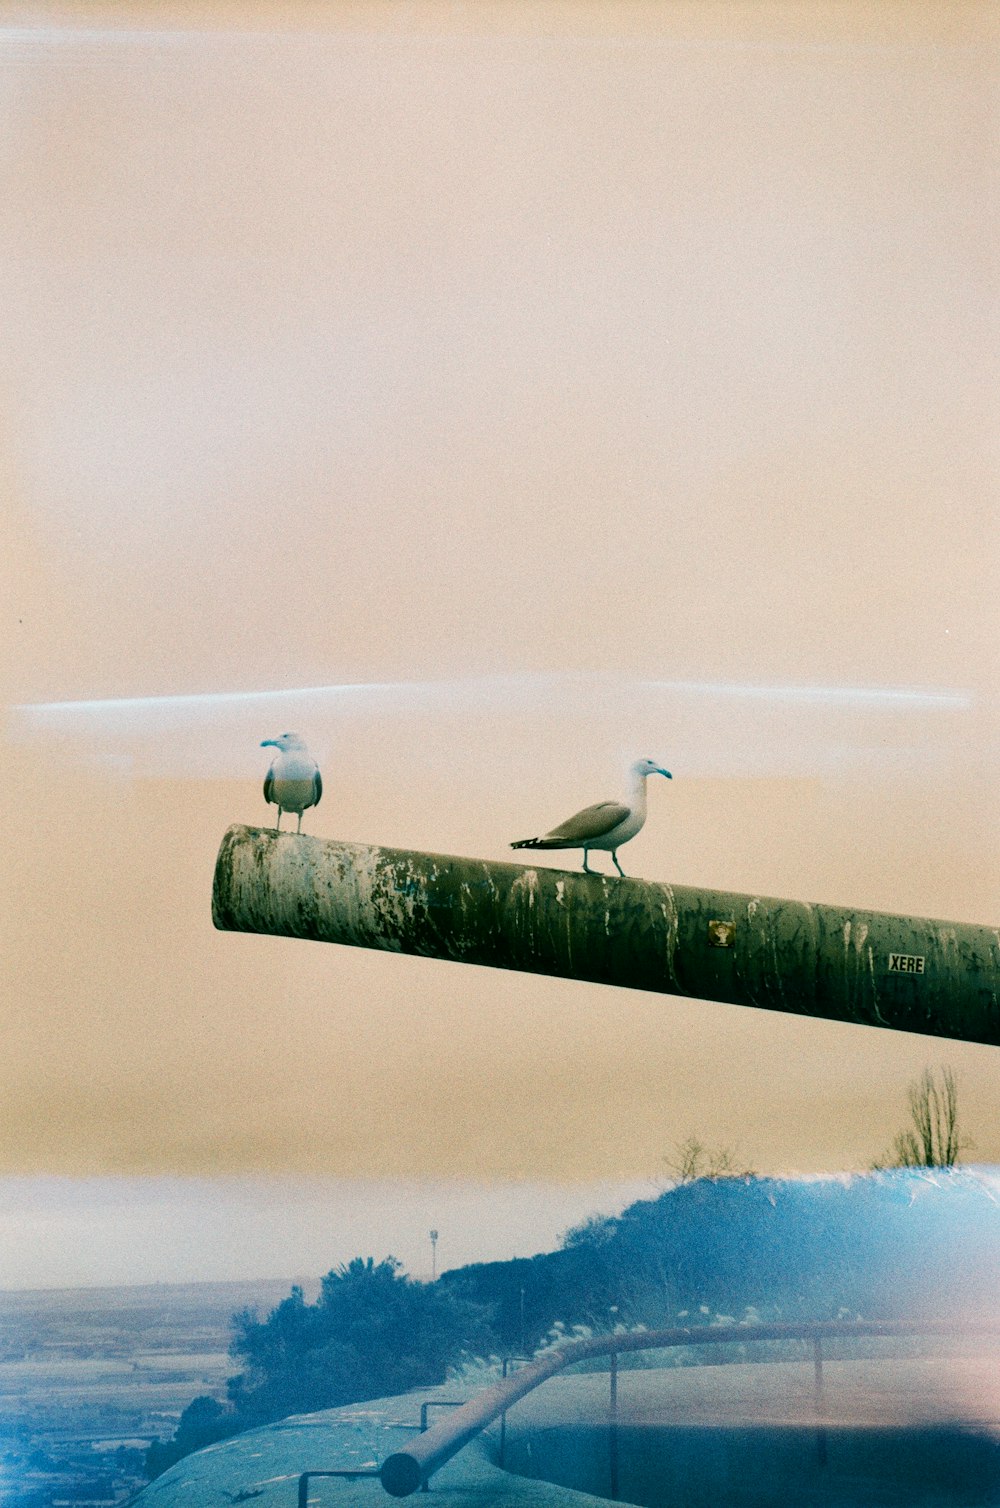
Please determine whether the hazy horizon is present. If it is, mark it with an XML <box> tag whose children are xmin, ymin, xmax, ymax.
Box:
<box><xmin>4</xmin><ymin>1164</ymin><xmax>1000</xmax><ymax>1294</ymax></box>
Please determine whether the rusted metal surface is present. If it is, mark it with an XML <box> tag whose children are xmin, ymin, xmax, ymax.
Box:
<box><xmin>377</xmin><ymin>1320</ymin><xmax>1000</xmax><ymax>1496</ymax></box>
<box><xmin>212</xmin><ymin>826</ymin><xmax>1000</xmax><ymax>1046</ymax></box>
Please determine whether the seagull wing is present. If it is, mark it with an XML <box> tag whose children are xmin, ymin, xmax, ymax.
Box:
<box><xmin>545</xmin><ymin>800</ymin><xmax>630</xmax><ymax>843</ymax></box>
<box><xmin>312</xmin><ymin>769</ymin><xmax>323</xmax><ymax>806</ymax></box>
<box><xmin>263</xmin><ymin>765</ymin><xmax>275</xmax><ymax>804</ymax></box>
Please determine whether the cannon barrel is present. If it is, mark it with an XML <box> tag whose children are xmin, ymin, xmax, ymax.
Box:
<box><xmin>212</xmin><ymin>826</ymin><xmax>1000</xmax><ymax>1046</ymax></box>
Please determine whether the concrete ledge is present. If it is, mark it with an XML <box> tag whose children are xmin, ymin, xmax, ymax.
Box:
<box><xmin>130</xmin><ymin>1379</ymin><xmax>611</xmax><ymax>1507</ymax></box>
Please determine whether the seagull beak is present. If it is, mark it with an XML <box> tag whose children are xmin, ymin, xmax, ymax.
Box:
<box><xmin>658</xmin><ymin>768</ymin><xmax>672</xmax><ymax>778</ymax></box>
<box><xmin>260</xmin><ymin>739</ymin><xmax>278</xmax><ymax>748</ymax></box>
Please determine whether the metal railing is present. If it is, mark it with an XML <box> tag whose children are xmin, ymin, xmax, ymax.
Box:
<box><xmin>496</xmin><ymin>1356</ymin><xmax>530</xmax><ymax>1473</ymax></box>
<box><xmin>375</xmin><ymin>1318</ymin><xmax>1000</xmax><ymax>1497</ymax></box>
<box><xmin>297</xmin><ymin>1468</ymin><xmax>379</xmax><ymax>1505</ymax></box>
<box><xmin>417</xmin><ymin>1402</ymin><xmax>462</xmax><ymax>1491</ymax></box>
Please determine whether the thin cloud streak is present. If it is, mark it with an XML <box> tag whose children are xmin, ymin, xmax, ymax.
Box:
<box><xmin>8</xmin><ymin>675</ymin><xmax>980</xmax><ymax>789</ymax></box>
<box><xmin>12</xmin><ymin>674</ymin><xmax>974</xmax><ymax>718</ymax></box>
<box><xmin>8</xmin><ymin>676</ymin><xmax>978</xmax><ymax>782</ymax></box>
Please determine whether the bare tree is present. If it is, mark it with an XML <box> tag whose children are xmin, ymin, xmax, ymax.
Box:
<box><xmin>877</xmin><ymin>1066</ymin><xmax>971</xmax><ymax>1169</ymax></box>
<box><xmin>665</xmin><ymin>1135</ymin><xmax>755</xmax><ymax>1183</ymax></box>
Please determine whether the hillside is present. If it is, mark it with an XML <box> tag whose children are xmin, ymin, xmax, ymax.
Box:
<box><xmin>439</xmin><ymin>1169</ymin><xmax>1000</xmax><ymax>1351</ymax></box>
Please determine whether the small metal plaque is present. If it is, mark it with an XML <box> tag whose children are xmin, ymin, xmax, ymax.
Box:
<box><xmin>708</xmin><ymin>920</ymin><xmax>736</xmax><ymax>948</ymax></box>
<box><xmin>887</xmin><ymin>952</ymin><xmax>925</xmax><ymax>975</ymax></box>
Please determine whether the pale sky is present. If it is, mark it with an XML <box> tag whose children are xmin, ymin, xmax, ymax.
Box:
<box><xmin>2</xmin><ymin>1</ymin><xmax>998</xmax><ymax>1287</ymax></box>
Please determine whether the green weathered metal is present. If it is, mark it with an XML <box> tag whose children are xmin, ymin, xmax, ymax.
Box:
<box><xmin>212</xmin><ymin>825</ymin><xmax>1000</xmax><ymax>1047</ymax></box>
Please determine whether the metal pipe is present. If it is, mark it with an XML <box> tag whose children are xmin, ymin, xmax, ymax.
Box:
<box><xmin>418</xmin><ymin>1402</ymin><xmax>462</xmax><ymax>1491</ymax></box>
<box><xmin>376</xmin><ymin>1320</ymin><xmax>998</xmax><ymax>1497</ymax></box>
<box><xmin>212</xmin><ymin>827</ymin><xmax>1000</xmax><ymax>1046</ymax></box>
<box><xmin>380</xmin><ymin>1347</ymin><xmax>569</xmax><ymax>1496</ymax></box>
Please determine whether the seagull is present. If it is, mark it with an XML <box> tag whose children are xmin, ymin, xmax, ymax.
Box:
<box><xmin>511</xmin><ymin>757</ymin><xmax>672</xmax><ymax>877</ymax></box>
<box><xmin>260</xmin><ymin>732</ymin><xmax>322</xmax><ymax>834</ymax></box>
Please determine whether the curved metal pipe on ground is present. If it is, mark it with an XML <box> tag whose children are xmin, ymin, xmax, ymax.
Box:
<box><xmin>377</xmin><ymin>1320</ymin><xmax>1000</xmax><ymax>1496</ymax></box>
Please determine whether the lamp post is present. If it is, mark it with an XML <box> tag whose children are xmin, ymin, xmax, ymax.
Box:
<box><xmin>429</xmin><ymin>1230</ymin><xmax>438</xmax><ymax>1282</ymax></box>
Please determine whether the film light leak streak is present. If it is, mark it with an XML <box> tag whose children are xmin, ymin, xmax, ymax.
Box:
<box><xmin>7</xmin><ymin>677</ymin><xmax>977</xmax><ymax>780</ymax></box>
<box><xmin>11</xmin><ymin>676</ymin><xmax>975</xmax><ymax>721</ymax></box>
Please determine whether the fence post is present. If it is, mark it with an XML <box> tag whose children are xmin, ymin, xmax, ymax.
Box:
<box><xmin>609</xmin><ymin>1352</ymin><xmax>619</xmax><ymax>1501</ymax></box>
<box><xmin>813</xmin><ymin>1335</ymin><xmax>828</xmax><ymax>1467</ymax></box>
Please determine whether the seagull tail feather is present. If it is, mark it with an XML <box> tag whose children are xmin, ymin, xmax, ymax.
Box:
<box><xmin>511</xmin><ymin>836</ymin><xmax>568</xmax><ymax>850</ymax></box>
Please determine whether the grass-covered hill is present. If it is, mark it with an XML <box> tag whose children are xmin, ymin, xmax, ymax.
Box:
<box><xmin>439</xmin><ymin>1168</ymin><xmax>1000</xmax><ymax>1351</ymax></box>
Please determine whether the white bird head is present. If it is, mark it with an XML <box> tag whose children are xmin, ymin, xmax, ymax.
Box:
<box><xmin>631</xmin><ymin>757</ymin><xmax>672</xmax><ymax>779</ymax></box>
<box><xmin>260</xmin><ymin>732</ymin><xmax>309</xmax><ymax>752</ymax></box>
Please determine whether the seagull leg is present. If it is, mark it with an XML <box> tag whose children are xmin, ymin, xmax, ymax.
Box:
<box><xmin>612</xmin><ymin>850</ymin><xmax>627</xmax><ymax>878</ymax></box>
<box><xmin>582</xmin><ymin>850</ymin><xmax>591</xmax><ymax>874</ymax></box>
<box><xmin>275</xmin><ymin>808</ymin><xmax>283</xmax><ymax>832</ymax></box>
<box><xmin>296</xmin><ymin>811</ymin><xmax>303</xmax><ymax>834</ymax></box>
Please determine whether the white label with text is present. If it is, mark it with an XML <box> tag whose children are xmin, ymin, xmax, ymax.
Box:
<box><xmin>887</xmin><ymin>952</ymin><xmax>925</xmax><ymax>974</ymax></box>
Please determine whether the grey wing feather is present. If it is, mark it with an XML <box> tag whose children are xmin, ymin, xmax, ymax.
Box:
<box><xmin>313</xmin><ymin>769</ymin><xmax>322</xmax><ymax>805</ymax></box>
<box><xmin>263</xmin><ymin>769</ymin><xmax>274</xmax><ymax>803</ymax></box>
<box><xmin>545</xmin><ymin>801</ymin><xmax>630</xmax><ymax>843</ymax></box>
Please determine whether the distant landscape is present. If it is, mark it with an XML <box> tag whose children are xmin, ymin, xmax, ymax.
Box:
<box><xmin>0</xmin><ymin>1279</ymin><xmax>315</xmax><ymax>1507</ymax></box>
<box><xmin>4</xmin><ymin>1167</ymin><xmax>1000</xmax><ymax>1507</ymax></box>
